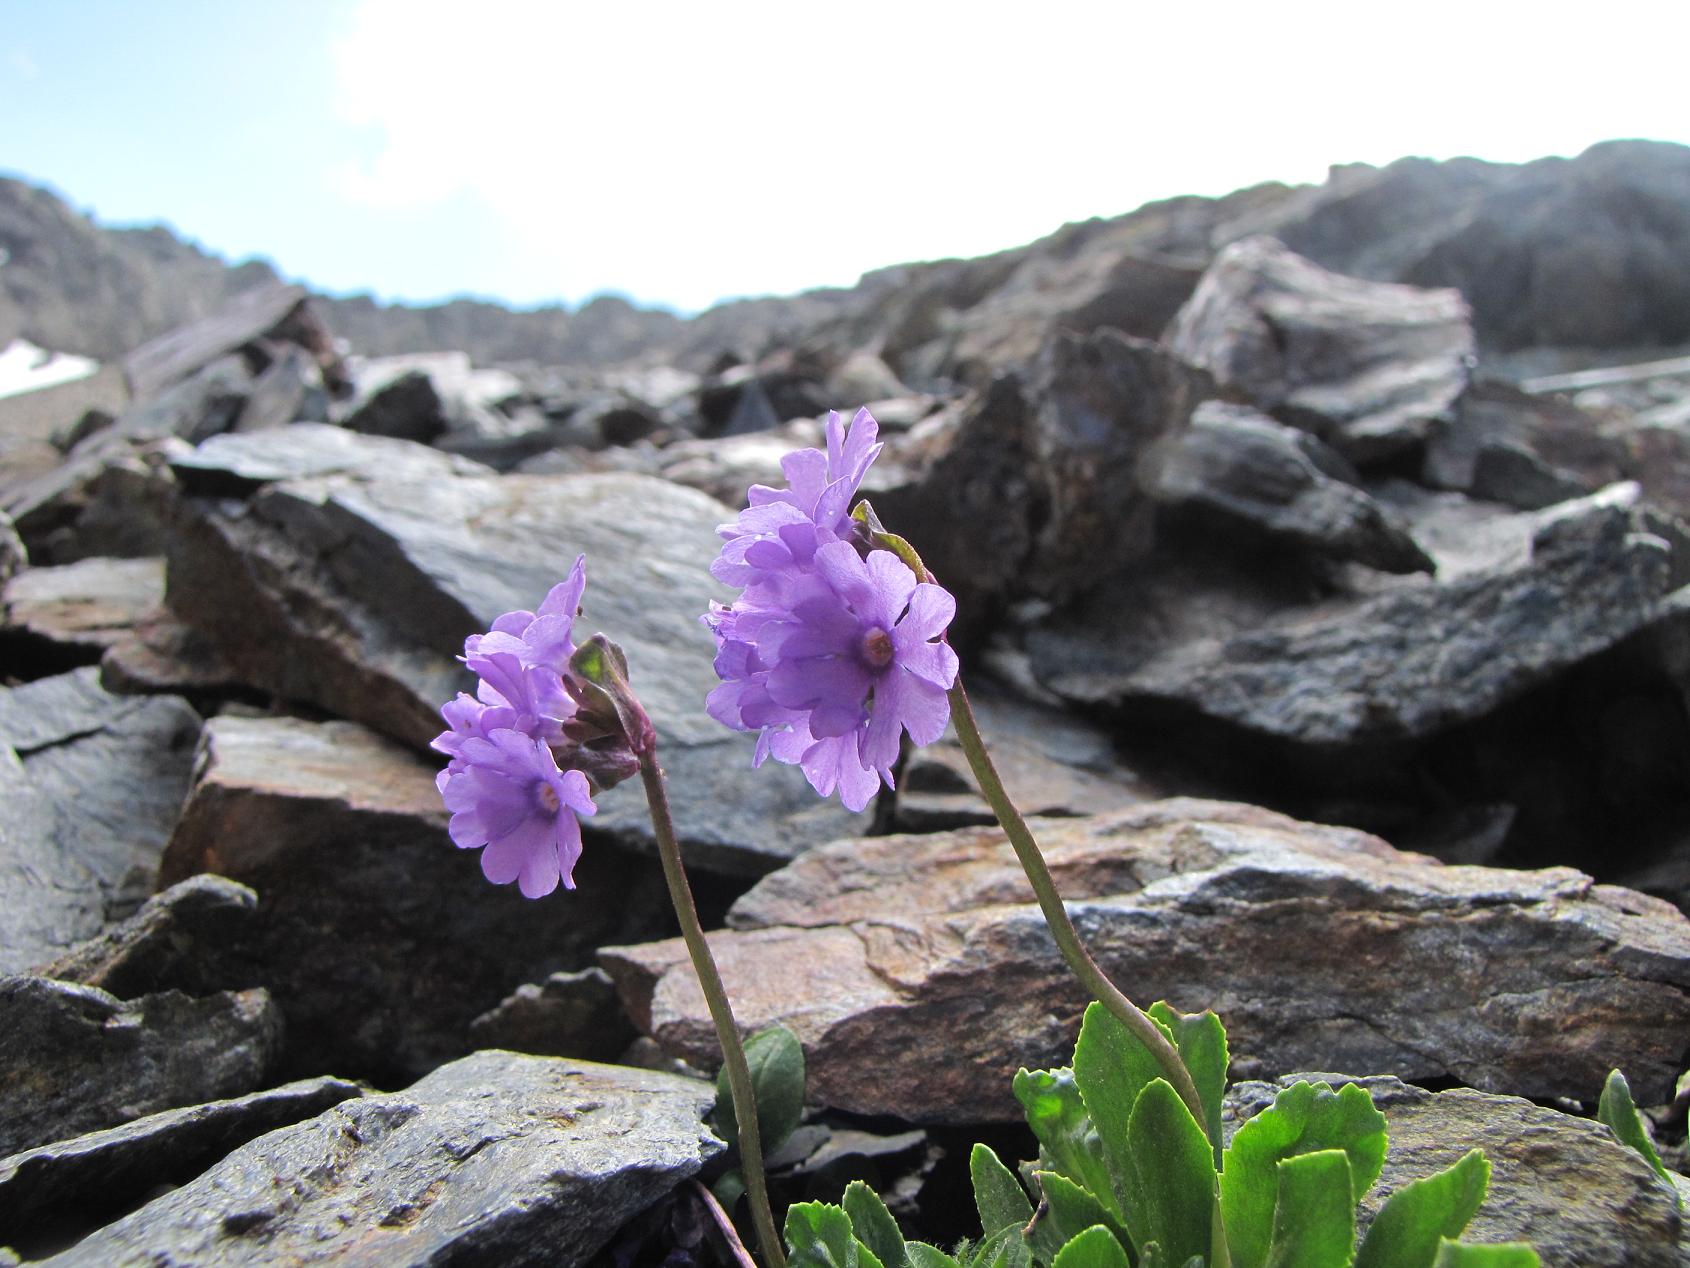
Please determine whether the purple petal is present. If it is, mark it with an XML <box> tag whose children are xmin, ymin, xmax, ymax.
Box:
<box><xmin>897</xmin><ymin>673</ymin><xmax>952</xmax><ymax>747</ymax></box>
<box><xmin>895</xmin><ymin>638</ymin><xmax>959</xmax><ymax>688</ymax></box>
<box><xmin>860</xmin><ymin>670</ymin><xmax>906</xmax><ymax>772</ymax></box>
<box><xmin>896</xmin><ymin>583</ymin><xmax>956</xmax><ymax>643</ymax></box>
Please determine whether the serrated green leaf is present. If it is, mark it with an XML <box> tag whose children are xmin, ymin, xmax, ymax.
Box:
<box><xmin>843</xmin><ymin>1181</ymin><xmax>906</xmax><ymax>1268</ymax></box>
<box><xmin>1597</xmin><ymin>1069</ymin><xmax>1675</xmax><ymax>1193</ymax></box>
<box><xmin>715</xmin><ymin>1024</ymin><xmax>806</xmax><ymax>1158</ymax></box>
<box><xmin>1148</xmin><ymin>1001</ymin><xmax>1230</xmax><ymax>1170</ymax></box>
<box><xmin>1127</xmin><ymin>1078</ymin><xmax>1218</xmax><ymax>1268</ymax></box>
<box><xmin>1050</xmin><ymin>1224</ymin><xmax>1131</xmax><ymax>1268</ymax></box>
<box><xmin>1031</xmin><ymin>1171</ymin><xmax>1132</xmax><ymax>1253</ymax></box>
<box><xmin>906</xmin><ymin>1243</ymin><xmax>963</xmax><ymax>1268</ymax></box>
<box><xmin>785</xmin><ymin>1202</ymin><xmax>865</xmax><ymax>1268</ymax></box>
<box><xmin>1221</xmin><ymin>1080</ymin><xmax>1388</xmax><ymax>1268</ymax></box>
<box><xmin>1354</xmin><ymin>1148</ymin><xmax>1490</xmax><ymax>1268</ymax></box>
<box><xmin>1073</xmin><ymin>1002</ymin><xmax>1177</xmax><ymax>1245</ymax></box>
<box><xmin>968</xmin><ymin>1223</ymin><xmax>1033</xmax><ymax>1268</ymax></box>
<box><xmin>1428</xmin><ymin>1240</ymin><xmax>1540</xmax><ymax>1268</ymax></box>
<box><xmin>1263</xmin><ymin>1149</ymin><xmax>1356</xmax><ymax>1268</ymax></box>
<box><xmin>972</xmin><ymin>1142</ymin><xmax>1035</xmax><ymax>1234</ymax></box>
<box><xmin>1014</xmin><ymin>1067</ymin><xmax>1118</xmax><ymax>1219</ymax></box>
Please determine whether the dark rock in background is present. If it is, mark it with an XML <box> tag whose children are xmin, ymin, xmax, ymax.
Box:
<box><xmin>469</xmin><ymin>967</ymin><xmax>638</xmax><ymax>1063</ymax></box>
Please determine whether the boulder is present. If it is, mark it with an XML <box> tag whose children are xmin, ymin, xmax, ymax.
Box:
<box><xmin>604</xmin><ymin>800</ymin><xmax>1690</xmax><ymax>1122</ymax></box>
<box><xmin>39</xmin><ymin>1051</ymin><xmax>722</xmax><ymax>1268</ymax></box>
<box><xmin>0</xmin><ymin>976</ymin><xmax>281</xmax><ymax>1157</ymax></box>
<box><xmin>469</xmin><ymin>967</ymin><xmax>638</xmax><ymax>1063</ymax></box>
<box><xmin>164</xmin><ymin>423</ymin><xmax>868</xmax><ymax>874</ymax></box>
<box><xmin>158</xmin><ymin>713</ymin><xmax>672</xmax><ymax>1083</ymax></box>
<box><xmin>1166</xmin><ymin>236</ymin><xmax>1475</xmax><ymax>463</ymax></box>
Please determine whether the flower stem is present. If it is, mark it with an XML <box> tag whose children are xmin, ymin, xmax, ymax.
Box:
<box><xmin>944</xmin><ymin>677</ymin><xmax>1214</xmax><ymax>1146</ymax></box>
<box><xmin>639</xmin><ymin>752</ymin><xmax>786</xmax><ymax>1268</ymax></box>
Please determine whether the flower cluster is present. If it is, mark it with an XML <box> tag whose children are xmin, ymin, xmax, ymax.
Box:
<box><xmin>704</xmin><ymin>408</ymin><xmax>959</xmax><ymax>812</ymax></box>
<box><xmin>433</xmin><ymin>556</ymin><xmax>599</xmax><ymax>897</ymax></box>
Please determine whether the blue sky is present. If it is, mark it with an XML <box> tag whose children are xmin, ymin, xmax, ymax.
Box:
<box><xmin>4</xmin><ymin>1</ymin><xmax>1687</xmax><ymax>315</ymax></box>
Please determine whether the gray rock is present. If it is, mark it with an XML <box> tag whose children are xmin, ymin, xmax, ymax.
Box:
<box><xmin>158</xmin><ymin>714</ymin><xmax>672</xmax><ymax>1082</ymax></box>
<box><xmin>1225</xmin><ymin>1075</ymin><xmax>1688</xmax><ymax>1267</ymax></box>
<box><xmin>42</xmin><ymin>1051</ymin><xmax>722</xmax><ymax>1268</ymax></box>
<box><xmin>165</xmin><ymin>423</ymin><xmax>868</xmax><ymax>874</ymax></box>
<box><xmin>1</xmin><ymin>556</ymin><xmax>165</xmax><ymax>661</ymax></box>
<box><xmin>1031</xmin><ymin>484</ymin><xmax>1677</xmax><ymax>745</ymax></box>
<box><xmin>231</xmin><ymin>343</ymin><xmax>328</xmax><ymax>433</ymax></box>
<box><xmin>0</xmin><ymin>976</ymin><xmax>281</xmax><ymax>1157</ymax></box>
<box><xmin>341</xmin><ymin>367</ymin><xmax>449</xmax><ymax>443</ymax></box>
<box><xmin>0</xmin><ymin>1076</ymin><xmax>363</xmax><ymax>1256</ymax></box>
<box><xmin>1150</xmin><ymin>400</ymin><xmax>1433</xmax><ymax>573</ymax></box>
<box><xmin>1166</xmin><ymin>236</ymin><xmax>1475</xmax><ymax>463</ymax></box>
<box><xmin>0</xmin><ymin>668</ymin><xmax>200</xmax><ymax>919</ymax></box>
<box><xmin>98</xmin><ymin>602</ymin><xmax>245</xmax><ymax>702</ymax></box>
<box><xmin>1423</xmin><ymin>379</ymin><xmax>1625</xmax><ymax>508</ymax></box>
<box><xmin>4</xmin><ymin>435</ymin><xmax>183</xmax><ymax>565</ymax></box>
<box><xmin>469</xmin><ymin>967</ymin><xmax>637</xmax><ymax>1063</ymax></box>
<box><xmin>0</xmin><ymin>508</ymin><xmax>24</xmax><ymax>584</ymax></box>
<box><xmin>606</xmin><ymin>800</ymin><xmax>1690</xmax><ymax>1122</ymax></box>
<box><xmin>41</xmin><ymin>874</ymin><xmax>258</xmax><ymax>1000</ymax></box>
<box><xmin>0</xmin><ymin>744</ymin><xmax>102</xmax><ymax>973</ymax></box>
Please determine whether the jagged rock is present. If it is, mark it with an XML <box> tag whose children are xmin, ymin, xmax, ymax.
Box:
<box><xmin>1149</xmin><ymin>400</ymin><xmax>1433</xmax><ymax>573</ymax></box>
<box><xmin>1</xmin><ymin>556</ymin><xmax>165</xmax><ymax>665</ymax></box>
<box><xmin>41</xmin><ymin>874</ymin><xmax>258</xmax><ymax>1000</ymax></box>
<box><xmin>895</xmin><ymin>682</ymin><xmax>1162</xmax><ymax>830</ymax></box>
<box><xmin>165</xmin><ymin>423</ymin><xmax>868</xmax><ymax>874</ymax></box>
<box><xmin>1166</xmin><ymin>236</ymin><xmax>1475</xmax><ymax>463</ymax></box>
<box><xmin>3</xmin><ymin>433</ymin><xmax>183</xmax><ymax>565</ymax></box>
<box><xmin>40</xmin><ymin>1051</ymin><xmax>722</xmax><ymax>1268</ymax></box>
<box><xmin>0</xmin><ymin>976</ymin><xmax>281</xmax><ymax>1157</ymax></box>
<box><xmin>230</xmin><ymin>343</ymin><xmax>329</xmax><ymax>433</ymax></box>
<box><xmin>98</xmin><ymin>603</ymin><xmax>245</xmax><ymax>701</ymax></box>
<box><xmin>158</xmin><ymin>713</ymin><xmax>672</xmax><ymax>1082</ymax></box>
<box><xmin>1028</xmin><ymin>484</ymin><xmax>1677</xmax><ymax>746</ymax></box>
<box><xmin>0</xmin><ymin>1076</ymin><xmax>363</xmax><ymax>1257</ymax></box>
<box><xmin>1226</xmin><ymin>1075</ymin><xmax>1687</xmax><ymax>1266</ymax></box>
<box><xmin>0</xmin><ymin>667</ymin><xmax>200</xmax><ymax>919</ymax></box>
<box><xmin>469</xmin><ymin>967</ymin><xmax>637</xmax><ymax>1063</ymax></box>
<box><xmin>604</xmin><ymin>800</ymin><xmax>1690</xmax><ymax>1122</ymax></box>
<box><xmin>341</xmin><ymin>367</ymin><xmax>449</xmax><ymax>443</ymax></box>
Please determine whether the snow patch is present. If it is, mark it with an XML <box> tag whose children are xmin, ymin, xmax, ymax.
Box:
<box><xmin>0</xmin><ymin>339</ymin><xmax>100</xmax><ymax>401</ymax></box>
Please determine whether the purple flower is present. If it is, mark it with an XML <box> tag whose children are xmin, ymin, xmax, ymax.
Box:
<box><xmin>706</xmin><ymin>409</ymin><xmax>960</xmax><ymax>812</ymax></box>
<box><xmin>439</xmin><ymin>728</ymin><xmax>596</xmax><ymax>896</ymax></box>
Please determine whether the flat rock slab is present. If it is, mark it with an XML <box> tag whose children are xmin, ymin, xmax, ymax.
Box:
<box><xmin>1028</xmin><ymin>484</ymin><xmax>1678</xmax><ymax>746</ymax></box>
<box><xmin>1</xmin><ymin>556</ymin><xmax>165</xmax><ymax>657</ymax></box>
<box><xmin>42</xmin><ymin>1051</ymin><xmax>723</xmax><ymax>1268</ymax></box>
<box><xmin>159</xmin><ymin>714</ymin><xmax>673</xmax><ymax>1082</ymax></box>
<box><xmin>165</xmin><ymin>424</ymin><xmax>866</xmax><ymax>873</ymax></box>
<box><xmin>1165</xmin><ymin>235</ymin><xmax>1474</xmax><ymax>463</ymax></box>
<box><xmin>0</xmin><ymin>743</ymin><xmax>102</xmax><ymax>974</ymax></box>
<box><xmin>0</xmin><ymin>667</ymin><xmax>200</xmax><ymax>936</ymax></box>
<box><xmin>0</xmin><ymin>1076</ymin><xmax>363</xmax><ymax>1256</ymax></box>
<box><xmin>0</xmin><ymin>976</ymin><xmax>281</xmax><ymax>1157</ymax></box>
<box><xmin>1226</xmin><ymin>1075</ymin><xmax>1687</xmax><ymax>1267</ymax></box>
<box><xmin>604</xmin><ymin>799</ymin><xmax>1690</xmax><ymax>1122</ymax></box>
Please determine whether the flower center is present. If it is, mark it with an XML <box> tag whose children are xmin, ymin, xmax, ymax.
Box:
<box><xmin>861</xmin><ymin>626</ymin><xmax>894</xmax><ymax>670</ymax></box>
<box><xmin>536</xmin><ymin>782</ymin><xmax>561</xmax><ymax>814</ymax></box>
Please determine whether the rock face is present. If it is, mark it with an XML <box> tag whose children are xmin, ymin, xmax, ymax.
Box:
<box><xmin>603</xmin><ymin>801</ymin><xmax>1690</xmax><ymax>1123</ymax></box>
<box><xmin>159</xmin><ymin>713</ymin><xmax>673</xmax><ymax>1082</ymax></box>
<box><xmin>165</xmin><ymin>423</ymin><xmax>867</xmax><ymax>873</ymax></box>
<box><xmin>41</xmin><ymin>1051</ymin><xmax>723</xmax><ymax>1268</ymax></box>
<box><xmin>1</xmin><ymin>556</ymin><xmax>165</xmax><ymax>667</ymax></box>
<box><xmin>0</xmin><ymin>668</ymin><xmax>200</xmax><ymax>925</ymax></box>
<box><xmin>1029</xmin><ymin>484</ymin><xmax>1678</xmax><ymax>746</ymax></box>
<box><xmin>0</xmin><ymin>1076</ymin><xmax>363</xmax><ymax>1256</ymax></box>
<box><xmin>0</xmin><ymin>976</ymin><xmax>281</xmax><ymax>1157</ymax></box>
<box><xmin>1226</xmin><ymin>1075</ymin><xmax>1688</xmax><ymax>1267</ymax></box>
<box><xmin>1166</xmin><ymin>236</ymin><xmax>1475</xmax><ymax>463</ymax></box>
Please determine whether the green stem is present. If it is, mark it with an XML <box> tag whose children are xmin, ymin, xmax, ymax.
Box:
<box><xmin>639</xmin><ymin>753</ymin><xmax>786</xmax><ymax>1268</ymax></box>
<box><xmin>945</xmin><ymin>677</ymin><xmax>1214</xmax><ymax>1145</ymax></box>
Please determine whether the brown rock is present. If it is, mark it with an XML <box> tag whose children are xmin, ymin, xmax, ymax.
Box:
<box><xmin>1</xmin><ymin>556</ymin><xmax>164</xmax><ymax>659</ymax></box>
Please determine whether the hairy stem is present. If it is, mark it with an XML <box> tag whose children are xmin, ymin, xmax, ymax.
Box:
<box><xmin>639</xmin><ymin>753</ymin><xmax>785</xmax><ymax>1268</ymax></box>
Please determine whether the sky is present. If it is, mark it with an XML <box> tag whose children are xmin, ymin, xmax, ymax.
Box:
<box><xmin>2</xmin><ymin>1</ymin><xmax>1687</xmax><ymax>316</ymax></box>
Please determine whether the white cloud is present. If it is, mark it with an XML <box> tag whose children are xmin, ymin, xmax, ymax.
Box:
<box><xmin>330</xmin><ymin>0</ymin><xmax>1690</xmax><ymax>311</ymax></box>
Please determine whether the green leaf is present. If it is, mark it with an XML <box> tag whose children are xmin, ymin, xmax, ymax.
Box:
<box><xmin>1031</xmin><ymin>1171</ymin><xmax>1132</xmax><ymax>1252</ymax></box>
<box><xmin>1148</xmin><ymin>1002</ymin><xmax>1230</xmax><ymax>1171</ymax></box>
<box><xmin>1428</xmin><ymin>1241</ymin><xmax>1540</xmax><ymax>1268</ymax></box>
<box><xmin>1127</xmin><ymin>1078</ymin><xmax>1219</xmax><ymax>1268</ymax></box>
<box><xmin>967</xmin><ymin>1223</ymin><xmax>1034</xmax><ymax>1268</ymax></box>
<box><xmin>1014</xmin><ymin>1067</ymin><xmax>1118</xmax><ymax>1217</ymax></box>
<box><xmin>711</xmin><ymin>1168</ymin><xmax>745</xmax><ymax>1211</ymax></box>
<box><xmin>1263</xmin><ymin>1149</ymin><xmax>1356</xmax><ymax>1268</ymax></box>
<box><xmin>1220</xmin><ymin>1080</ymin><xmax>1388</xmax><ymax>1268</ymax></box>
<box><xmin>972</xmin><ymin>1142</ymin><xmax>1035</xmax><ymax>1234</ymax></box>
<box><xmin>1597</xmin><ymin>1069</ymin><xmax>1675</xmax><ymax>1192</ymax></box>
<box><xmin>1050</xmin><ymin>1224</ymin><xmax>1131</xmax><ymax>1268</ymax></box>
<box><xmin>1072</xmin><ymin>1002</ymin><xmax>1177</xmax><ymax>1244</ymax></box>
<box><xmin>785</xmin><ymin>1202</ymin><xmax>868</xmax><ymax>1268</ymax></box>
<box><xmin>843</xmin><ymin>1181</ymin><xmax>906</xmax><ymax>1268</ymax></box>
<box><xmin>1354</xmin><ymin>1148</ymin><xmax>1490</xmax><ymax>1268</ymax></box>
<box><xmin>715</xmin><ymin>1024</ymin><xmax>806</xmax><ymax>1157</ymax></box>
<box><xmin>906</xmin><ymin>1243</ymin><xmax>963</xmax><ymax>1268</ymax></box>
